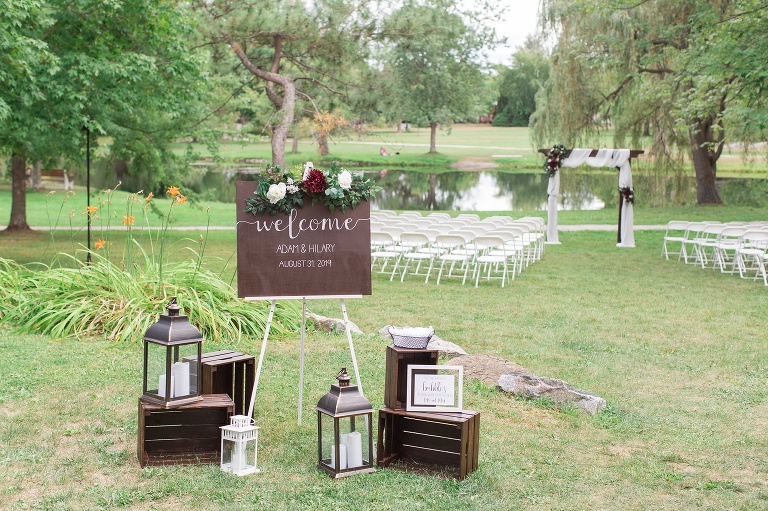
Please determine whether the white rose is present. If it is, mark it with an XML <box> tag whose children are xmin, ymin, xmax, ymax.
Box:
<box><xmin>303</xmin><ymin>162</ymin><xmax>314</xmax><ymax>181</ymax></box>
<box><xmin>337</xmin><ymin>170</ymin><xmax>353</xmax><ymax>190</ymax></box>
<box><xmin>266</xmin><ymin>182</ymin><xmax>287</xmax><ymax>204</ymax></box>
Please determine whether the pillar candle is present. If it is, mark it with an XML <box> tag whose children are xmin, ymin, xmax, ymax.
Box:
<box><xmin>346</xmin><ymin>431</ymin><xmax>363</xmax><ymax>468</ymax></box>
<box><xmin>172</xmin><ymin>361</ymin><xmax>190</xmax><ymax>397</ymax></box>
<box><xmin>158</xmin><ymin>374</ymin><xmax>175</xmax><ymax>398</ymax></box>
<box><xmin>330</xmin><ymin>444</ymin><xmax>348</xmax><ymax>470</ymax></box>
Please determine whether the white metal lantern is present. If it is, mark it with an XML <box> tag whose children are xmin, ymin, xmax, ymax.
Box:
<box><xmin>220</xmin><ymin>415</ymin><xmax>261</xmax><ymax>476</ymax></box>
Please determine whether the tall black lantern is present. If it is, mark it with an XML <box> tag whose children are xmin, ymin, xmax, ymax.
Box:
<box><xmin>315</xmin><ymin>368</ymin><xmax>375</xmax><ymax>478</ymax></box>
<box><xmin>141</xmin><ymin>297</ymin><xmax>203</xmax><ymax>408</ymax></box>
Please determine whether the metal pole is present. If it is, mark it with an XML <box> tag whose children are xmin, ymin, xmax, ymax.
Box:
<box><xmin>340</xmin><ymin>299</ymin><xmax>364</xmax><ymax>397</ymax></box>
<box><xmin>247</xmin><ymin>300</ymin><xmax>276</xmax><ymax>420</ymax></box>
<box><xmin>86</xmin><ymin>126</ymin><xmax>92</xmax><ymax>263</ymax></box>
<box><xmin>298</xmin><ymin>298</ymin><xmax>307</xmax><ymax>426</ymax></box>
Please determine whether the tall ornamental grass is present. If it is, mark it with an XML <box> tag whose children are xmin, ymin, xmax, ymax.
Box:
<box><xmin>0</xmin><ymin>185</ymin><xmax>300</xmax><ymax>342</ymax></box>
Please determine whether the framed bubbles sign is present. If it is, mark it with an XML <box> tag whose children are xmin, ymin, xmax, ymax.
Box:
<box><xmin>406</xmin><ymin>365</ymin><xmax>463</xmax><ymax>413</ymax></box>
<box><xmin>236</xmin><ymin>179</ymin><xmax>372</xmax><ymax>299</ymax></box>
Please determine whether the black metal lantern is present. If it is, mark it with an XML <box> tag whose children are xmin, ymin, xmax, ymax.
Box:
<box><xmin>141</xmin><ymin>297</ymin><xmax>203</xmax><ymax>408</ymax></box>
<box><xmin>315</xmin><ymin>368</ymin><xmax>375</xmax><ymax>478</ymax></box>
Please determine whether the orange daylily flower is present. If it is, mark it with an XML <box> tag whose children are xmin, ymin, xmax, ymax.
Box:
<box><xmin>122</xmin><ymin>215</ymin><xmax>135</xmax><ymax>226</ymax></box>
<box><xmin>85</xmin><ymin>205</ymin><xmax>98</xmax><ymax>214</ymax></box>
<box><xmin>145</xmin><ymin>192</ymin><xmax>154</xmax><ymax>202</ymax></box>
<box><xmin>167</xmin><ymin>186</ymin><xmax>180</xmax><ymax>197</ymax></box>
<box><xmin>95</xmin><ymin>239</ymin><xmax>106</xmax><ymax>250</ymax></box>
<box><xmin>176</xmin><ymin>195</ymin><xmax>187</xmax><ymax>204</ymax></box>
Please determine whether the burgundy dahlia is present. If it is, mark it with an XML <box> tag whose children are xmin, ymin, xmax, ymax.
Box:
<box><xmin>303</xmin><ymin>169</ymin><xmax>327</xmax><ymax>194</ymax></box>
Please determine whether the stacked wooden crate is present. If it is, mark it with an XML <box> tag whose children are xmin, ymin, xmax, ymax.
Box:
<box><xmin>376</xmin><ymin>345</ymin><xmax>480</xmax><ymax>479</ymax></box>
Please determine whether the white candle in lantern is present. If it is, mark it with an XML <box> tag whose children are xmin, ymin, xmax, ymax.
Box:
<box><xmin>331</xmin><ymin>444</ymin><xmax>348</xmax><ymax>470</ymax></box>
<box><xmin>172</xmin><ymin>361</ymin><xmax>190</xmax><ymax>397</ymax></box>
<box><xmin>158</xmin><ymin>374</ymin><xmax>175</xmax><ymax>398</ymax></box>
<box><xmin>346</xmin><ymin>431</ymin><xmax>363</xmax><ymax>468</ymax></box>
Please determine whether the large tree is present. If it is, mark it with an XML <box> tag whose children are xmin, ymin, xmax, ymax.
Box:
<box><xmin>533</xmin><ymin>0</ymin><xmax>767</xmax><ymax>204</ymax></box>
<box><xmin>1</xmin><ymin>0</ymin><xmax>210</xmax><ymax>231</ymax></box>
<box><xmin>197</xmin><ymin>0</ymin><xmax>378</xmax><ymax>168</ymax></box>
<box><xmin>382</xmin><ymin>0</ymin><xmax>494</xmax><ymax>153</ymax></box>
<box><xmin>494</xmin><ymin>37</ymin><xmax>549</xmax><ymax>127</ymax></box>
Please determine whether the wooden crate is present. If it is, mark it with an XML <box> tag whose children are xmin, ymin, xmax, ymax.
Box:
<box><xmin>199</xmin><ymin>350</ymin><xmax>255</xmax><ymax>417</ymax></box>
<box><xmin>384</xmin><ymin>345</ymin><xmax>438</xmax><ymax>410</ymax></box>
<box><xmin>137</xmin><ymin>394</ymin><xmax>234</xmax><ymax>467</ymax></box>
<box><xmin>377</xmin><ymin>406</ymin><xmax>480</xmax><ymax>479</ymax></box>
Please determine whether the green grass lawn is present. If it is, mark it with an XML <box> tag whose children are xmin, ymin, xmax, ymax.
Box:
<box><xmin>1</xmin><ymin>227</ymin><xmax>767</xmax><ymax>510</ymax></box>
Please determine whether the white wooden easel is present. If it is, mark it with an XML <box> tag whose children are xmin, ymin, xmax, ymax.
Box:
<box><xmin>245</xmin><ymin>295</ymin><xmax>364</xmax><ymax>426</ymax></box>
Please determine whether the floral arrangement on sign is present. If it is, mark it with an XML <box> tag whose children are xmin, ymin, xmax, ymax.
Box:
<box><xmin>543</xmin><ymin>144</ymin><xmax>568</xmax><ymax>177</ymax></box>
<box><xmin>243</xmin><ymin>161</ymin><xmax>380</xmax><ymax>216</ymax></box>
<box><xmin>619</xmin><ymin>186</ymin><xmax>635</xmax><ymax>204</ymax></box>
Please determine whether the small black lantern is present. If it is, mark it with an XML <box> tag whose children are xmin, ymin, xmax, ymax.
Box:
<box><xmin>141</xmin><ymin>297</ymin><xmax>203</xmax><ymax>408</ymax></box>
<box><xmin>315</xmin><ymin>368</ymin><xmax>375</xmax><ymax>478</ymax></box>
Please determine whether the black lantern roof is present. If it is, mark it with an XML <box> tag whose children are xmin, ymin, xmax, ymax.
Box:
<box><xmin>143</xmin><ymin>297</ymin><xmax>204</xmax><ymax>346</ymax></box>
<box><xmin>316</xmin><ymin>368</ymin><xmax>373</xmax><ymax>417</ymax></box>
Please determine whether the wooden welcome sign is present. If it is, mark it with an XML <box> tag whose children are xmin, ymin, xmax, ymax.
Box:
<box><xmin>236</xmin><ymin>181</ymin><xmax>372</xmax><ymax>299</ymax></box>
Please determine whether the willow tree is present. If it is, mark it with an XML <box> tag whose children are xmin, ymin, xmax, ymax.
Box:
<box><xmin>533</xmin><ymin>0</ymin><xmax>764</xmax><ymax>204</ymax></box>
<box><xmin>197</xmin><ymin>0</ymin><xmax>378</xmax><ymax>168</ymax></box>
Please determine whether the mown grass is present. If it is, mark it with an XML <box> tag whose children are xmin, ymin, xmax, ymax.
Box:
<box><xmin>1</xmin><ymin>227</ymin><xmax>767</xmax><ymax>510</ymax></box>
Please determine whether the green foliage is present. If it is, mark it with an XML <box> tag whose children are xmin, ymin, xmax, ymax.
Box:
<box><xmin>0</xmin><ymin>185</ymin><xmax>301</xmax><ymax>341</ymax></box>
<box><xmin>381</xmin><ymin>0</ymin><xmax>495</xmax><ymax>147</ymax></box>
<box><xmin>494</xmin><ymin>38</ymin><xmax>549</xmax><ymax>127</ymax></box>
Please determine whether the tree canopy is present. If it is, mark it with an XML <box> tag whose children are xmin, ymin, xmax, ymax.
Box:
<box><xmin>1</xmin><ymin>0</ymin><xmax>212</xmax><ymax>230</ymax></box>
<box><xmin>493</xmin><ymin>37</ymin><xmax>549</xmax><ymax>127</ymax></box>
<box><xmin>532</xmin><ymin>0</ymin><xmax>768</xmax><ymax>204</ymax></box>
<box><xmin>381</xmin><ymin>0</ymin><xmax>494</xmax><ymax>153</ymax></box>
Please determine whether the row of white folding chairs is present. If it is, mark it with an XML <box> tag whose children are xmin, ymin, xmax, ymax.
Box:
<box><xmin>371</xmin><ymin>220</ymin><xmax>545</xmax><ymax>287</ymax></box>
<box><xmin>661</xmin><ymin>220</ymin><xmax>768</xmax><ymax>285</ymax></box>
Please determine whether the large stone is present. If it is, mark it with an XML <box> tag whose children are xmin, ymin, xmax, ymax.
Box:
<box><xmin>305</xmin><ymin>313</ymin><xmax>363</xmax><ymax>335</ymax></box>
<box><xmin>497</xmin><ymin>372</ymin><xmax>607</xmax><ymax>415</ymax></box>
<box><xmin>447</xmin><ymin>354</ymin><xmax>532</xmax><ymax>386</ymax></box>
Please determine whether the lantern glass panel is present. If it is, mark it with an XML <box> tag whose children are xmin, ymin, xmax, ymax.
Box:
<box><xmin>222</xmin><ymin>434</ymin><xmax>258</xmax><ymax>474</ymax></box>
<box><xmin>319</xmin><ymin>413</ymin><xmax>371</xmax><ymax>471</ymax></box>
<box><xmin>146</xmin><ymin>341</ymin><xmax>199</xmax><ymax>399</ymax></box>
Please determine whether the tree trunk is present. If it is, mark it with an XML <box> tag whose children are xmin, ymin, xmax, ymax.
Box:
<box><xmin>429</xmin><ymin>122</ymin><xmax>437</xmax><ymax>153</ymax></box>
<box><xmin>317</xmin><ymin>134</ymin><xmax>329</xmax><ymax>156</ymax></box>
<box><xmin>30</xmin><ymin>161</ymin><xmax>42</xmax><ymax>190</ymax></box>
<box><xmin>270</xmin><ymin>79</ymin><xmax>295</xmax><ymax>168</ymax></box>
<box><xmin>689</xmin><ymin>115</ymin><xmax>723</xmax><ymax>205</ymax></box>
<box><xmin>8</xmin><ymin>152</ymin><xmax>31</xmax><ymax>231</ymax></box>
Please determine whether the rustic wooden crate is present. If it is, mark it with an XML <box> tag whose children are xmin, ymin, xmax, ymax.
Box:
<box><xmin>377</xmin><ymin>406</ymin><xmax>480</xmax><ymax>480</ymax></box>
<box><xmin>137</xmin><ymin>394</ymin><xmax>234</xmax><ymax>467</ymax></box>
<box><xmin>198</xmin><ymin>350</ymin><xmax>255</xmax><ymax>417</ymax></box>
<box><xmin>384</xmin><ymin>345</ymin><xmax>438</xmax><ymax>410</ymax></box>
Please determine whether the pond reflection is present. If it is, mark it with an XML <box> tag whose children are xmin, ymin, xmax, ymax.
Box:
<box><xmin>183</xmin><ymin>166</ymin><xmax>768</xmax><ymax>211</ymax></box>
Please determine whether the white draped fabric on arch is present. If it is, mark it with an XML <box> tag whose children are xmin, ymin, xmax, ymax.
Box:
<box><xmin>545</xmin><ymin>148</ymin><xmax>637</xmax><ymax>248</ymax></box>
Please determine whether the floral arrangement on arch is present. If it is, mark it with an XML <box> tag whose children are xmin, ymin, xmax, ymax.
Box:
<box><xmin>543</xmin><ymin>144</ymin><xmax>568</xmax><ymax>177</ymax></box>
<box><xmin>619</xmin><ymin>186</ymin><xmax>635</xmax><ymax>204</ymax></box>
<box><xmin>243</xmin><ymin>161</ymin><xmax>380</xmax><ymax>216</ymax></box>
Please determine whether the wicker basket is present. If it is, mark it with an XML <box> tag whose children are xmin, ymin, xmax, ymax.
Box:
<box><xmin>388</xmin><ymin>326</ymin><xmax>434</xmax><ymax>349</ymax></box>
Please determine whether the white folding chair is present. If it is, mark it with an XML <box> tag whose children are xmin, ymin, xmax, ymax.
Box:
<box><xmin>371</xmin><ymin>231</ymin><xmax>399</xmax><ymax>274</ymax></box>
<box><xmin>471</xmin><ymin>235</ymin><xmax>512</xmax><ymax>288</ymax></box>
<box><xmin>430</xmin><ymin>234</ymin><xmax>474</xmax><ymax>285</ymax></box>
<box><xmin>713</xmin><ymin>226</ymin><xmax>747</xmax><ymax>274</ymax></box>
<box><xmin>734</xmin><ymin>230</ymin><xmax>768</xmax><ymax>280</ymax></box>
<box><xmin>660</xmin><ymin>220</ymin><xmax>690</xmax><ymax>260</ymax></box>
<box><xmin>393</xmin><ymin>232</ymin><xmax>434</xmax><ymax>282</ymax></box>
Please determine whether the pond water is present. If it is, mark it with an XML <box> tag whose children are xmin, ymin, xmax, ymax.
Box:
<box><xmin>183</xmin><ymin>166</ymin><xmax>768</xmax><ymax>211</ymax></box>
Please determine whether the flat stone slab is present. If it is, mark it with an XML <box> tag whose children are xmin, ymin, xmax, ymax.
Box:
<box><xmin>497</xmin><ymin>372</ymin><xmax>607</xmax><ymax>415</ymax></box>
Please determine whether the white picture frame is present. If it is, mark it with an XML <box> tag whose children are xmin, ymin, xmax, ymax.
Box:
<box><xmin>406</xmin><ymin>365</ymin><xmax>463</xmax><ymax>412</ymax></box>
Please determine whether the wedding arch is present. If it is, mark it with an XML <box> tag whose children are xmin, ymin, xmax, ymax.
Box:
<box><xmin>538</xmin><ymin>148</ymin><xmax>644</xmax><ymax>248</ymax></box>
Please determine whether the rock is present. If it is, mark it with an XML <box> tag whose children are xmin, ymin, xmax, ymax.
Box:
<box><xmin>426</xmin><ymin>336</ymin><xmax>466</xmax><ymax>357</ymax></box>
<box><xmin>305</xmin><ymin>313</ymin><xmax>363</xmax><ymax>335</ymax></box>
<box><xmin>497</xmin><ymin>372</ymin><xmax>606</xmax><ymax>415</ymax></box>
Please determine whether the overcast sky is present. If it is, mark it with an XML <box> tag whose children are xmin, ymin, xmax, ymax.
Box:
<box><xmin>486</xmin><ymin>0</ymin><xmax>541</xmax><ymax>65</ymax></box>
